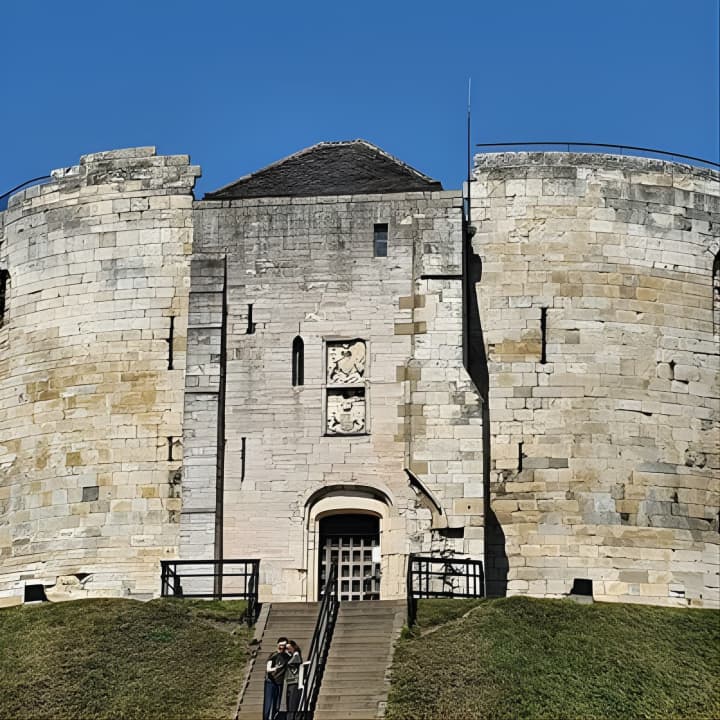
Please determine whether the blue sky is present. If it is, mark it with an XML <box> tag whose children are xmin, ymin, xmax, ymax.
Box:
<box><xmin>1</xmin><ymin>0</ymin><xmax>718</xmax><ymax>199</ymax></box>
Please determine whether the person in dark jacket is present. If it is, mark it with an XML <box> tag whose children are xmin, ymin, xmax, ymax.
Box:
<box><xmin>280</xmin><ymin>640</ymin><xmax>303</xmax><ymax>720</ymax></box>
<box><xmin>263</xmin><ymin>637</ymin><xmax>289</xmax><ymax>720</ymax></box>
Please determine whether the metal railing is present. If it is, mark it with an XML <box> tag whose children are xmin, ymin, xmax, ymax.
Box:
<box><xmin>297</xmin><ymin>563</ymin><xmax>339</xmax><ymax>720</ymax></box>
<box><xmin>475</xmin><ymin>142</ymin><xmax>720</xmax><ymax>170</ymax></box>
<box><xmin>407</xmin><ymin>554</ymin><xmax>485</xmax><ymax>626</ymax></box>
<box><xmin>160</xmin><ymin>559</ymin><xmax>260</xmax><ymax>624</ymax></box>
<box><xmin>0</xmin><ymin>175</ymin><xmax>52</xmax><ymax>211</ymax></box>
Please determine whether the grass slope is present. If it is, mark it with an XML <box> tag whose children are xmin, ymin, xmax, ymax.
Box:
<box><xmin>0</xmin><ymin>598</ymin><xmax>252</xmax><ymax>720</ymax></box>
<box><xmin>387</xmin><ymin>597</ymin><xmax>720</xmax><ymax>720</ymax></box>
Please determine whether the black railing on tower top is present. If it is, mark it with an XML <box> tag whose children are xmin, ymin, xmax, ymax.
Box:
<box><xmin>407</xmin><ymin>554</ymin><xmax>485</xmax><ymax>626</ymax></box>
<box><xmin>474</xmin><ymin>142</ymin><xmax>719</xmax><ymax>170</ymax></box>
<box><xmin>297</xmin><ymin>563</ymin><xmax>339</xmax><ymax>720</ymax></box>
<box><xmin>0</xmin><ymin>175</ymin><xmax>52</xmax><ymax>211</ymax></box>
<box><xmin>160</xmin><ymin>559</ymin><xmax>260</xmax><ymax>625</ymax></box>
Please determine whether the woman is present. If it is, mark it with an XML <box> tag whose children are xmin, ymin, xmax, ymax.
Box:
<box><xmin>280</xmin><ymin>640</ymin><xmax>303</xmax><ymax>720</ymax></box>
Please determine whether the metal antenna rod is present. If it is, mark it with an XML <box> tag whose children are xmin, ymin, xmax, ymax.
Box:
<box><xmin>467</xmin><ymin>77</ymin><xmax>472</xmax><ymax>193</ymax></box>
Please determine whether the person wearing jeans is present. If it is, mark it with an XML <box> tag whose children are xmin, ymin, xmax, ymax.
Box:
<box><xmin>263</xmin><ymin>637</ymin><xmax>289</xmax><ymax>720</ymax></box>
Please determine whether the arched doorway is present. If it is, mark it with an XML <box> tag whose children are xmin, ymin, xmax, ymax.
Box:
<box><xmin>318</xmin><ymin>513</ymin><xmax>381</xmax><ymax>601</ymax></box>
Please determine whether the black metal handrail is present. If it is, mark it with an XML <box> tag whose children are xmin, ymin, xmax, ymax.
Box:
<box><xmin>297</xmin><ymin>563</ymin><xmax>339</xmax><ymax>720</ymax></box>
<box><xmin>0</xmin><ymin>175</ymin><xmax>52</xmax><ymax>210</ymax></box>
<box><xmin>160</xmin><ymin>559</ymin><xmax>260</xmax><ymax>624</ymax></box>
<box><xmin>475</xmin><ymin>142</ymin><xmax>720</xmax><ymax>170</ymax></box>
<box><xmin>407</xmin><ymin>554</ymin><xmax>485</xmax><ymax>626</ymax></box>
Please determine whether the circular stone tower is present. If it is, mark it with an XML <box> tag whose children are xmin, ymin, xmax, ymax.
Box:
<box><xmin>0</xmin><ymin>148</ymin><xmax>198</xmax><ymax>603</ymax></box>
<box><xmin>471</xmin><ymin>151</ymin><xmax>719</xmax><ymax>607</ymax></box>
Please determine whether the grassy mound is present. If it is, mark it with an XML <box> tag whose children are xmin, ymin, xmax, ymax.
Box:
<box><xmin>0</xmin><ymin>598</ymin><xmax>252</xmax><ymax>720</ymax></box>
<box><xmin>387</xmin><ymin>597</ymin><xmax>720</xmax><ymax>720</ymax></box>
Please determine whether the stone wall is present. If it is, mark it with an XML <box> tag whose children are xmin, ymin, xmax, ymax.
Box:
<box><xmin>183</xmin><ymin>191</ymin><xmax>485</xmax><ymax>601</ymax></box>
<box><xmin>0</xmin><ymin>148</ymin><xmax>198</xmax><ymax>602</ymax></box>
<box><xmin>471</xmin><ymin>152</ymin><xmax>719</xmax><ymax>607</ymax></box>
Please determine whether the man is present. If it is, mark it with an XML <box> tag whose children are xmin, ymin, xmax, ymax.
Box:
<box><xmin>263</xmin><ymin>637</ymin><xmax>289</xmax><ymax>720</ymax></box>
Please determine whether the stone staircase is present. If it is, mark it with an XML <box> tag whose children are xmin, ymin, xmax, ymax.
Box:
<box><xmin>236</xmin><ymin>599</ymin><xmax>405</xmax><ymax>719</ymax></box>
<box><xmin>236</xmin><ymin>601</ymin><xmax>319</xmax><ymax>720</ymax></box>
<box><xmin>314</xmin><ymin>600</ymin><xmax>406</xmax><ymax>720</ymax></box>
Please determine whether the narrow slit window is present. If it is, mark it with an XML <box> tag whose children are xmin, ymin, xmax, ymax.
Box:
<box><xmin>0</xmin><ymin>270</ymin><xmax>9</xmax><ymax>327</ymax></box>
<box><xmin>518</xmin><ymin>441</ymin><xmax>524</xmax><ymax>472</ymax></box>
<box><xmin>240</xmin><ymin>436</ymin><xmax>246</xmax><ymax>483</ymax></box>
<box><xmin>246</xmin><ymin>304</ymin><xmax>255</xmax><ymax>334</ymax></box>
<box><xmin>540</xmin><ymin>307</ymin><xmax>548</xmax><ymax>364</ymax></box>
<box><xmin>292</xmin><ymin>335</ymin><xmax>304</xmax><ymax>386</ymax></box>
<box><xmin>167</xmin><ymin>316</ymin><xmax>175</xmax><ymax>369</ymax></box>
<box><xmin>373</xmin><ymin>223</ymin><xmax>388</xmax><ymax>257</ymax></box>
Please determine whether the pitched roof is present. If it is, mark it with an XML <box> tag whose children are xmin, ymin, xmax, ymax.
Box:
<box><xmin>205</xmin><ymin>140</ymin><xmax>443</xmax><ymax>199</ymax></box>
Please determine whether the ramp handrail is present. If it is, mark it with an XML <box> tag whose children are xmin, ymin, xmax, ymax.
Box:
<box><xmin>297</xmin><ymin>563</ymin><xmax>339</xmax><ymax>719</ymax></box>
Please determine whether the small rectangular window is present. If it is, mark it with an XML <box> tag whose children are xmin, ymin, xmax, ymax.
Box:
<box><xmin>373</xmin><ymin>223</ymin><xmax>388</xmax><ymax>257</ymax></box>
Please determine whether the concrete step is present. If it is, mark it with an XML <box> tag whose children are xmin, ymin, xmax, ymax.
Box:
<box><xmin>321</xmin><ymin>665</ymin><xmax>389</xmax><ymax>673</ymax></box>
<box><xmin>332</xmin><ymin>624</ymin><xmax>395</xmax><ymax>630</ymax></box>
<box><xmin>316</xmin><ymin>694</ymin><xmax>385</xmax><ymax>702</ymax></box>
<box><xmin>324</xmin><ymin>656</ymin><xmax>392</xmax><ymax>665</ymax></box>
<box><xmin>332</xmin><ymin>613</ymin><xmax>395</xmax><ymax>630</ymax></box>
<box><xmin>328</xmin><ymin>634</ymin><xmax>393</xmax><ymax>641</ymax></box>
<box><xmin>327</xmin><ymin>637</ymin><xmax>394</xmax><ymax>646</ymax></box>
<box><xmin>333</xmin><ymin>609</ymin><xmax>400</xmax><ymax>616</ymax></box>
<box><xmin>315</xmin><ymin>712</ymin><xmax>383</xmax><ymax>720</ymax></box>
<box><xmin>332</xmin><ymin>635</ymin><xmax>393</xmax><ymax>640</ymax></box>
<box><xmin>320</xmin><ymin>674</ymin><xmax>388</xmax><ymax>684</ymax></box>
<box><xmin>316</xmin><ymin>704</ymin><xmax>384</xmax><ymax>714</ymax></box>
<box><xmin>316</xmin><ymin>685</ymin><xmax>388</xmax><ymax>695</ymax></box>
<box><xmin>266</xmin><ymin>601</ymin><xmax>321</xmax><ymax>608</ymax></box>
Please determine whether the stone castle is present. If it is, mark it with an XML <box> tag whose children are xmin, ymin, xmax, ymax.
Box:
<box><xmin>0</xmin><ymin>141</ymin><xmax>718</xmax><ymax>608</ymax></box>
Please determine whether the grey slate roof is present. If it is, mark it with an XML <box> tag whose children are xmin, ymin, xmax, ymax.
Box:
<box><xmin>205</xmin><ymin>140</ymin><xmax>443</xmax><ymax>199</ymax></box>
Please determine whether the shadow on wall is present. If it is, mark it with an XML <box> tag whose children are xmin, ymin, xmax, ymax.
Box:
<box><xmin>484</xmin><ymin>508</ymin><xmax>509</xmax><ymax>597</ymax></box>
<box><xmin>465</xmin><ymin>239</ymin><xmax>508</xmax><ymax>597</ymax></box>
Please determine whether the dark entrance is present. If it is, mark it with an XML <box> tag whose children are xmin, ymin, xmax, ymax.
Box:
<box><xmin>318</xmin><ymin>513</ymin><xmax>380</xmax><ymax>601</ymax></box>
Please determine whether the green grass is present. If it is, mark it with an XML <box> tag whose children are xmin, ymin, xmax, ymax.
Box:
<box><xmin>0</xmin><ymin>598</ymin><xmax>252</xmax><ymax>720</ymax></box>
<box><xmin>387</xmin><ymin>597</ymin><xmax>720</xmax><ymax>720</ymax></box>
<box><xmin>408</xmin><ymin>598</ymin><xmax>485</xmax><ymax>634</ymax></box>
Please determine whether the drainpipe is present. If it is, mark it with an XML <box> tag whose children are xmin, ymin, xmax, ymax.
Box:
<box><xmin>214</xmin><ymin>256</ymin><xmax>228</xmax><ymax>598</ymax></box>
